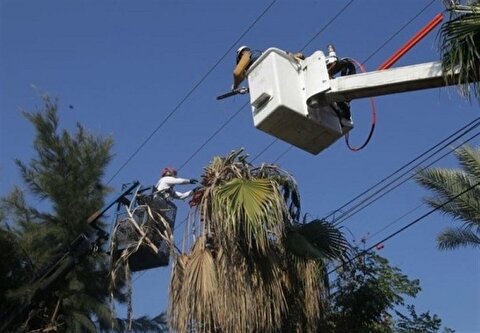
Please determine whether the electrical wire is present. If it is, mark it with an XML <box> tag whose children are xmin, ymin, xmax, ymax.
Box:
<box><xmin>132</xmin><ymin>1</ymin><xmax>454</xmax><ymax>286</ymax></box>
<box><xmin>106</xmin><ymin>0</ymin><xmax>279</xmax><ymax>184</ymax></box>
<box><xmin>327</xmin><ymin>180</ymin><xmax>480</xmax><ymax>276</ymax></box>
<box><xmin>324</xmin><ymin>117</ymin><xmax>479</xmax><ymax>220</ymax></box>
<box><xmin>251</xmin><ymin>137</ymin><xmax>279</xmax><ymax>163</ymax></box>
<box><xmin>331</xmin><ymin>120</ymin><xmax>480</xmax><ymax>226</ymax></box>
<box><xmin>132</xmin><ymin>0</ymin><xmax>463</xmax><ymax>289</ymax></box>
<box><xmin>364</xmin><ymin>203</ymin><xmax>424</xmax><ymax>243</ymax></box>
<box><xmin>362</xmin><ymin>0</ymin><xmax>438</xmax><ymax>66</ymax></box>
<box><xmin>177</xmin><ymin>102</ymin><xmax>249</xmax><ymax>171</ymax></box>
<box><xmin>299</xmin><ymin>0</ymin><xmax>356</xmax><ymax>52</ymax></box>
<box><xmin>132</xmin><ymin>1</ymin><xmax>443</xmax><ymax>288</ymax></box>
<box><xmin>333</xmin><ymin>130</ymin><xmax>480</xmax><ymax>249</ymax></box>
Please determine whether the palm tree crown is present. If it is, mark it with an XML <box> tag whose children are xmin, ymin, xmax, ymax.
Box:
<box><xmin>415</xmin><ymin>144</ymin><xmax>480</xmax><ymax>250</ymax></box>
<box><xmin>168</xmin><ymin>149</ymin><xmax>348</xmax><ymax>333</ymax></box>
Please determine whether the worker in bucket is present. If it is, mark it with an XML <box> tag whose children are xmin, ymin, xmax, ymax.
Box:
<box><xmin>154</xmin><ymin>167</ymin><xmax>198</xmax><ymax>201</ymax></box>
<box><xmin>233</xmin><ymin>46</ymin><xmax>262</xmax><ymax>90</ymax></box>
<box><xmin>233</xmin><ymin>46</ymin><xmax>305</xmax><ymax>90</ymax></box>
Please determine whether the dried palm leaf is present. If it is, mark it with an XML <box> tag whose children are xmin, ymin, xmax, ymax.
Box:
<box><xmin>169</xmin><ymin>237</ymin><xmax>219</xmax><ymax>333</ymax></box>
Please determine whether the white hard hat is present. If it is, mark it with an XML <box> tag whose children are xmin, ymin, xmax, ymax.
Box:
<box><xmin>237</xmin><ymin>45</ymin><xmax>250</xmax><ymax>55</ymax></box>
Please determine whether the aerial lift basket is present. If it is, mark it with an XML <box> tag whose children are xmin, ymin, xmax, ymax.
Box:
<box><xmin>246</xmin><ymin>48</ymin><xmax>352</xmax><ymax>155</ymax></box>
<box><xmin>111</xmin><ymin>185</ymin><xmax>177</xmax><ymax>272</ymax></box>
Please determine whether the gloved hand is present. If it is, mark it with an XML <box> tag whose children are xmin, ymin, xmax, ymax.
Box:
<box><xmin>192</xmin><ymin>186</ymin><xmax>201</xmax><ymax>193</ymax></box>
<box><xmin>190</xmin><ymin>179</ymin><xmax>198</xmax><ymax>184</ymax></box>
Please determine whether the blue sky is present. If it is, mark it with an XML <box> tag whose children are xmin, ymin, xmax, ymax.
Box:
<box><xmin>1</xmin><ymin>0</ymin><xmax>479</xmax><ymax>331</ymax></box>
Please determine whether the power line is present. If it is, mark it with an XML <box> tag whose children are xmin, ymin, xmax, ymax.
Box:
<box><xmin>251</xmin><ymin>137</ymin><xmax>278</xmax><ymax>163</ymax></box>
<box><xmin>336</xmin><ymin>129</ymin><xmax>479</xmax><ymax>247</ymax></box>
<box><xmin>299</xmin><ymin>0</ymin><xmax>355</xmax><ymax>52</ymax></box>
<box><xmin>106</xmin><ymin>0</ymin><xmax>279</xmax><ymax>184</ymax></box>
<box><xmin>261</xmin><ymin>0</ymin><xmax>439</xmax><ymax>163</ymax></box>
<box><xmin>361</xmin><ymin>0</ymin><xmax>438</xmax><ymax>66</ymax></box>
<box><xmin>331</xmin><ymin>120</ymin><xmax>480</xmax><ymax>226</ymax></box>
<box><xmin>178</xmin><ymin>102</ymin><xmax>249</xmax><ymax>171</ymax></box>
<box><xmin>328</xmin><ymin>118</ymin><xmax>480</xmax><ymax>220</ymax></box>
<box><xmin>364</xmin><ymin>203</ymin><xmax>424</xmax><ymax>243</ymax></box>
<box><xmin>327</xmin><ymin>180</ymin><xmax>480</xmax><ymax>276</ymax></box>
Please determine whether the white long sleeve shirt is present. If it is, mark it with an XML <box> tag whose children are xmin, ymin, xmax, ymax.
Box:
<box><xmin>155</xmin><ymin>176</ymin><xmax>193</xmax><ymax>200</ymax></box>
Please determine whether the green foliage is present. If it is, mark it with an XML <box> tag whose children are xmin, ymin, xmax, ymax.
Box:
<box><xmin>109</xmin><ymin>313</ymin><xmax>169</xmax><ymax>333</ymax></box>
<box><xmin>395</xmin><ymin>305</ymin><xmax>442</xmax><ymax>333</ymax></box>
<box><xmin>440</xmin><ymin>2</ymin><xmax>480</xmax><ymax>101</ymax></box>
<box><xmin>415</xmin><ymin>145</ymin><xmax>480</xmax><ymax>250</ymax></box>
<box><xmin>0</xmin><ymin>222</ymin><xmax>32</xmax><ymax>314</ymax></box>
<box><xmin>326</xmin><ymin>250</ymin><xmax>419</xmax><ymax>333</ymax></box>
<box><xmin>0</xmin><ymin>95</ymin><xmax>167</xmax><ymax>332</ymax></box>
<box><xmin>324</xmin><ymin>250</ymin><xmax>454</xmax><ymax>333</ymax></box>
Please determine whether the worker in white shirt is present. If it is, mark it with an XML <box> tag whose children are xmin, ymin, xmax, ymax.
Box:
<box><xmin>154</xmin><ymin>167</ymin><xmax>198</xmax><ymax>200</ymax></box>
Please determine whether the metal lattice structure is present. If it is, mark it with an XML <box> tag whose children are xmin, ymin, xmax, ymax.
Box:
<box><xmin>110</xmin><ymin>184</ymin><xmax>177</xmax><ymax>272</ymax></box>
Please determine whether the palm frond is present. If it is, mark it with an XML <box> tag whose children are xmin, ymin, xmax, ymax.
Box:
<box><xmin>415</xmin><ymin>144</ymin><xmax>480</xmax><ymax>251</ymax></box>
<box><xmin>212</xmin><ymin>178</ymin><xmax>285</xmax><ymax>253</ymax></box>
<box><xmin>415</xmin><ymin>167</ymin><xmax>480</xmax><ymax>224</ymax></box>
<box><xmin>283</xmin><ymin>259</ymin><xmax>327</xmax><ymax>332</ymax></box>
<box><xmin>455</xmin><ymin>145</ymin><xmax>480</xmax><ymax>180</ymax></box>
<box><xmin>437</xmin><ymin>226</ymin><xmax>480</xmax><ymax>250</ymax></box>
<box><xmin>170</xmin><ymin>237</ymin><xmax>219</xmax><ymax>333</ymax></box>
<box><xmin>168</xmin><ymin>255</ymin><xmax>189</xmax><ymax>333</ymax></box>
<box><xmin>286</xmin><ymin>219</ymin><xmax>349</xmax><ymax>260</ymax></box>
<box><xmin>440</xmin><ymin>4</ymin><xmax>480</xmax><ymax>100</ymax></box>
<box><xmin>286</xmin><ymin>230</ymin><xmax>325</xmax><ymax>259</ymax></box>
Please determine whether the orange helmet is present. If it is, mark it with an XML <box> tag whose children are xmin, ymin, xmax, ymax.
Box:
<box><xmin>162</xmin><ymin>167</ymin><xmax>177</xmax><ymax>177</ymax></box>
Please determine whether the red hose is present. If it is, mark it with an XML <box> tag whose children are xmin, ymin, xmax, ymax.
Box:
<box><xmin>345</xmin><ymin>12</ymin><xmax>444</xmax><ymax>152</ymax></box>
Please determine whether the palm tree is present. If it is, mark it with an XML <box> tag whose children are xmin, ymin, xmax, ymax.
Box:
<box><xmin>415</xmin><ymin>144</ymin><xmax>480</xmax><ymax>250</ymax></box>
<box><xmin>168</xmin><ymin>149</ymin><xmax>348</xmax><ymax>332</ymax></box>
<box><xmin>440</xmin><ymin>1</ymin><xmax>480</xmax><ymax>100</ymax></box>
